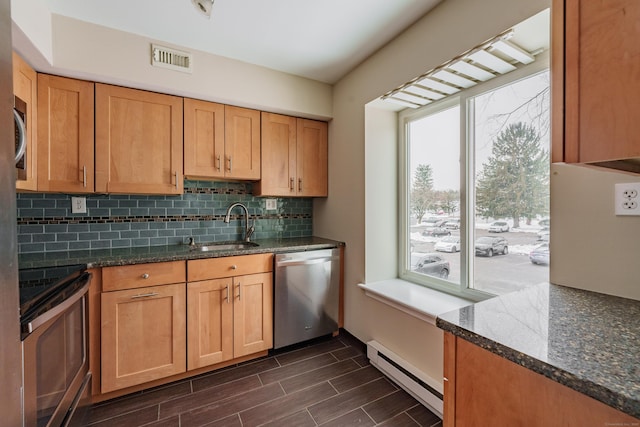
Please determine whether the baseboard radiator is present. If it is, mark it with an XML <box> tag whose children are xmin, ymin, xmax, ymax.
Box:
<box><xmin>366</xmin><ymin>340</ymin><xmax>443</xmax><ymax>418</ymax></box>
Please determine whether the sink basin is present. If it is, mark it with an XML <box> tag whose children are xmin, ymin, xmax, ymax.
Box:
<box><xmin>190</xmin><ymin>242</ymin><xmax>259</xmax><ymax>252</ymax></box>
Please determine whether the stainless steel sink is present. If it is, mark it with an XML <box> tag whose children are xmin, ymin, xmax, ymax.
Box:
<box><xmin>190</xmin><ymin>241</ymin><xmax>259</xmax><ymax>252</ymax></box>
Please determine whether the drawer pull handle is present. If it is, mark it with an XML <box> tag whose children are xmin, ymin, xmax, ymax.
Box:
<box><xmin>141</xmin><ymin>273</ymin><xmax>150</xmax><ymax>279</ymax></box>
<box><xmin>237</xmin><ymin>283</ymin><xmax>241</xmax><ymax>300</ymax></box>
<box><xmin>130</xmin><ymin>292</ymin><xmax>159</xmax><ymax>299</ymax></box>
<box><xmin>231</xmin><ymin>265</ymin><xmax>237</xmax><ymax>270</ymax></box>
<box><xmin>225</xmin><ymin>284</ymin><xmax>230</xmax><ymax>302</ymax></box>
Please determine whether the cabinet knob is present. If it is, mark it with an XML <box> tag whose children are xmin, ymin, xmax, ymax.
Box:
<box><xmin>141</xmin><ymin>273</ymin><xmax>150</xmax><ymax>279</ymax></box>
<box><xmin>231</xmin><ymin>265</ymin><xmax>237</xmax><ymax>270</ymax></box>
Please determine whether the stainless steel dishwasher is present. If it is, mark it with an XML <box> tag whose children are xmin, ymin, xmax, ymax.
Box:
<box><xmin>274</xmin><ymin>248</ymin><xmax>340</xmax><ymax>349</ymax></box>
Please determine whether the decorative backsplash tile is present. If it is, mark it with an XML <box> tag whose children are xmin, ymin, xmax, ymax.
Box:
<box><xmin>16</xmin><ymin>181</ymin><xmax>312</xmax><ymax>253</ymax></box>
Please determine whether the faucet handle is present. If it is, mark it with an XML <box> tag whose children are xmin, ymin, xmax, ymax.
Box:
<box><xmin>246</xmin><ymin>223</ymin><xmax>255</xmax><ymax>242</ymax></box>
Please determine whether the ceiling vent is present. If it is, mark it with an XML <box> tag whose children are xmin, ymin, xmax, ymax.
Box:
<box><xmin>151</xmin><ymin>44</ymin><xmax>193</xmax><ymax>73</ymax></box>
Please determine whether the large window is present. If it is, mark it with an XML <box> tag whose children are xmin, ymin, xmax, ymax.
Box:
<box><xmin>400</xmin><ymin>64</ymin><xmax>550</xmax><ymax>298</ymax></box>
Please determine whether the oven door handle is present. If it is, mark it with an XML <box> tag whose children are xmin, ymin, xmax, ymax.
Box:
<box><xmin>26</xmin><ymin>278</ymin><xmax>90</xmax><ymax>335</ymax></box>
<box><xmin>14</xmin><ymin>108</ymin><xmax>26</xmax><ymax>166</ymax></box>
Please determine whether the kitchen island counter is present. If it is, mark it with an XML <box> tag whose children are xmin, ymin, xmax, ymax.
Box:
<box><xmin>437</xmin><ymin>283</ymin><xmax>640</xmax><ymax>419</ymax></box>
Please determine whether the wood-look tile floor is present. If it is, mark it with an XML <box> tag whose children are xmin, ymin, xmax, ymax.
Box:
<box><xmin>88</xmin><ymin>332</ymin><xmax>442</xmax><ymax>427</ymax></box>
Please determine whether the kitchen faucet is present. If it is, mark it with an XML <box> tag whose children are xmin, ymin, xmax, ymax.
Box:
<box><xmin>224</xmin><ymin>202</ymin><xmax>255</xmax><ymax>242</ymax></box>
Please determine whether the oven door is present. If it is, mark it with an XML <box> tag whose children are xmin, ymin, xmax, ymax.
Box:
<box><xmin>22</xmin><ymin>274</ymin><xmax>91</xmax><ymax>427</ymax></box>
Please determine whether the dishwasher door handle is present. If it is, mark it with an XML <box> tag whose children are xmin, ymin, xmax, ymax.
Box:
<box><xmin>276</xmin><ymin>257</ymin><xmax>335</xmax><ymax>267</ymax></box>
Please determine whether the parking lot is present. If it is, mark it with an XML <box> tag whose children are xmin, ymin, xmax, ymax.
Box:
<box><xmin>410</xmin><ymin>224</ymin><xmax>549</xmax><ymax>295</ymax></box>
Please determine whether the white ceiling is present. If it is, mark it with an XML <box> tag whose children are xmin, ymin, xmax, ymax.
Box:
<box><xmin>48</xmin><ymin>0</ymin><xmax>443</xmax><ymax>84</ymax></box>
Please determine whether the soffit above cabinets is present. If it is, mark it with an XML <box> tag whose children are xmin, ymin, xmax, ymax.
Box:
<box><xmin>46</xmin><ymin>0</ymin><xmax>443</xmax><ymax>84</ymax></box>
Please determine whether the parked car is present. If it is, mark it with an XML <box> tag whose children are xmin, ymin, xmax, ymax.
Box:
<box><xmin>529</xmin><ymin>243</ymin><xmax>550</xmax><ymax>265</ymax></box>
<box><xmin>475</xmin><ymin>236</ymin><xmax>508</xmax><ymax>257</ymax></box>
<box><xmin>422</xmin><ymin>217</ymin><xmax>447</xmax><ymax>228</ymax></box>
<box><xmin>422</xmin><ymin>227</ymin><xmax>451</xmax><ymax>237</ymax></box>
<box><xmin>488</xmin><ymin>221</ymin><xmax>510</xmax><ymax>232</ymax></box>
<box><xmin>434</xmin><ymin>236</ymin><xmax>461</xmax><ymax>253</ymax></box>
<box><xmin>444</xmin><ymin>218</ymin><xmax>460</xmax><ymax>229</ymax></box>
<box><xmin>412</xmin><ymin>253</ymin><xmax>450</xmax><ymax>279</ymax></box>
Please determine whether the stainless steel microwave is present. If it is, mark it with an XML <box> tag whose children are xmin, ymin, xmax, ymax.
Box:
<box><xmin>14</xmin><ymin>95</ymin><xmax>27</xmax><ymax>181</ymax></box>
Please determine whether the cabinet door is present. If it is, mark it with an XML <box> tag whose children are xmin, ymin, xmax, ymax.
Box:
<box><xmin>184</xmin><ymin>98</ymin><xmax>225</xmax><ymax>180</ymax></box>
<box><xmin>37</xmin><ymin>74</ymin><xmax>94</xmax><ymax>193</ymax></box>
<box><xmin>13</xmin><ymin>52</ymin><xmax>38</xmax><ymax>191</ymax></box>
<box><xmin>101</xmin><ymin>283</ymin><xmax>186</xmax><ymax>393</ymax></box>
<box><xmin>562</xmin><ymin>0</ymin><xmax>640</xmax><ymax>164</ymax></box>
<box><xmin>256</xmin><ymin>112</ymin><xmax>297</xmax><ymax>196</ymax></box>
<box><xmin>95</xmin><ymin>84</ymin><xmax>183</xmax><ymax>194</ymax></box>
<box><xmin>297</xmin><ymin>119</ymin><xmax>328</xmax><ymax>197</ymax></box>
<box><xmin>187</xmin><ymin>278</ymin><xmax>233</xmax><ymax>370</ymax></box>
<box><xmin>447</xmin><ymin>335</ymin><xmax>638</xmax><ymax>426</ymax></box>
<box><xmin>233</xmin><ymin>272</ymin><xmax>273</xmax><ymax>357</ymax></box>
<box><xmin>224</xmin><ymin>105</ymin><xmax>261</xmax><ymax>180</ymax></box>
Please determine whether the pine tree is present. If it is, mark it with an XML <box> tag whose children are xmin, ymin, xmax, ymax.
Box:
<box><xmin>410</xmin><ymin>164</ymin><xmax>434</xmax><ymax>223</ymax></box>
<box><xmin>476</xmin><ymin>122</ymin><xmax>549</xmax><ymax>228</ymax></box>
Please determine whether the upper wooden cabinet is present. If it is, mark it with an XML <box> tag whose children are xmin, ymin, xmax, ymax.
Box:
<box><xmin>95</xmin><ymin>84</ymin><xmax>184</xmax><ymax>194</ymax></box>
<box><xmin>37</xmin><ymin>74</ymin><xmax>94</xmax><ymax>193</ymax></box>
<box><xmin>184</xmin><ymin>100</ymin><xmax>260</xmax><ymax>181</ymax></box>
<box><xmin>256</xmin><ymin>112</ymin><xmax>328</xmax><ymax>197</ymax></box>
<box><xmin>553</xmin><ymin>0</ymin><xmax>640</xmax><ymax>171</ymax></box>
<box><xmin>13</xmin><ymin>52</ymin><xmax>38</xmax><ymax>191</ymax></box>
<box><xmin>224</xmin><ymin>105</ymin><xmax>261</xmax><ymax>180</ymax></box>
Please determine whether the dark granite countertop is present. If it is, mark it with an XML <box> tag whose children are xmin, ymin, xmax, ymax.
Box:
<box><xmin>18</xmin><ymin>236</ymin><xmax>343</xmax><ymax>269</ymax></box>
<box><xmin>436</xmin><ymin>283</ymin><xmax>640</xmax><ymax>419</ymax></box>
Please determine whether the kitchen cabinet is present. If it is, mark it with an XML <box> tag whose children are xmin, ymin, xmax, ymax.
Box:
<box><xmin>100</xmin><ymin>261</ymin><xmax>187</xmax><ymax>393</ymax></box>
<box><xmin>184</xmin><ymin>100</ymin><xmax>261</xmax><ymax>180</ymax></box>
<box><xmin>187</xmin><ymin>254</ymin><xmax>273</xmax><ymax>370</ymax></box>
<box><xmin>37</xmin><ymin>74</ymin><xmax>94</xmax><ymax>193</ymax></box>
<box><xmin>552</xmin><ymin>0</ymin><xmax>640</xmax><ymax>172</ymax></box>
<box><xmin>13</xmin><ymin>52</ymin><xmax>37</xmax><ymax>191</ymax></box>
<box><xmin>443</xmin><ymin>333</ymin><xmax>637</xmax><ymax>426</ymax></box>
<box><xmin>95</xmin><ymin>83</ymin><xmax>183</xmax><ymax>194</ymax></box>
<box><xmin>255</xmin><ymin>112</ymin><xmax>327</xmax><ymax>197</ymax></box>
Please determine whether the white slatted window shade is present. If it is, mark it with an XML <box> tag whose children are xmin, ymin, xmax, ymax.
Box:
<box><xmin>382</xmin><ymin>30</ymin><xmax>539</xmax><ymax>108</ymax></box>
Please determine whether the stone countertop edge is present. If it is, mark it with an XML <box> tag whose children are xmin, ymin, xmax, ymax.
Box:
<box><xmin>18</xmin><ymin>236</ymin><xmax>344</xmax><ymax>269</ymax></box>
<box><xmin>435</xmin><ymin>286</ymin><xmax>640</xmax><ymax>420</ymax></box>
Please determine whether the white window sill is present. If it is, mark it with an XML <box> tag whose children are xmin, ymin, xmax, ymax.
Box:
<box><xmin>358</xmin><ymin>279</ymin><xmax>472</xmax><ymax>326</ymax></box>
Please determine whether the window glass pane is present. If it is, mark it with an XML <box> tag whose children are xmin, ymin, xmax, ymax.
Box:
<box><xmin>472</xmin><ymin>71</ymin><xmax>550</xmax><ymax>294</ymax></box>
<box><xmin>408</xmin><ymin>105</ymin><xmax>461</xmax><ymax>284</ymax></box>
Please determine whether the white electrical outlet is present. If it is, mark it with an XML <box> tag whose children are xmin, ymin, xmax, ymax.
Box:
<box><xmin>71</xmin><ymin>196</ymin><xmax>87</xmax><ymax>214</ymax></box>
<box><xmin>615</xmin><ymin>183</ymin><xmax>640</xmax><ymax>216</ymax></box>
<box><xmin>265</xmin><ymin>198</ymin><xmax>277</xmax><ymax>210</ymax></box>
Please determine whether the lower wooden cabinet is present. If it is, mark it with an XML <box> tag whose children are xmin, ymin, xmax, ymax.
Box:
<box><xmin>187</xmin><ymin>254</ymin><xmax>273</xmax><ymax>370</ymax></box>
<box><xmin>187</xmin><ymin>272</ymin><xmax>273</xmax><ymax>370</ymax></box>
<box><xmin>443</xmin><ymin>332</ymin><xmax>637</xmax><ymax>427</ymax></box>
<box><xmin>101</xmin><ymin>282</ymin><xmax>186</xmax><ymax>393</ymax></box>
<box><xmin>98</xmin><ymin>256</ymin><xmax>272</xmax><ymax>396</ymax></box>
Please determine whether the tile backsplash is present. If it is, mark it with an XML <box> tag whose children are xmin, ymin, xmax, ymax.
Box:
<box><xmin>16</xmin><ymin>180</ymin><xmax>312</xmax><ymax>254</ymax></box>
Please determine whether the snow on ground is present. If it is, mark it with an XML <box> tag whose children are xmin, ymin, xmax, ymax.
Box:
<box><xmin>411</xmin><ymin>221</ymin><xmax>547</xmax><ymax>256</ymax></box>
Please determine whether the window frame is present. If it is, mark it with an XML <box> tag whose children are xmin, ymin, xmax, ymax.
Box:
<box><xmin>398</xmin><ymin>52</ymin><xmax>550</xmax><ymax>300</ymax></box>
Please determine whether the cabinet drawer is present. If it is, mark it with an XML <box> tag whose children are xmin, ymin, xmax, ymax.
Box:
<box><xmin>188</xmin><ymin>253</ymin><xmax>273</xmax><ymax>282</ymax></box>
<box><xmin>102</xmin><ymin>261</ymin><xmax>186</xmax><ymax>291</ymax></box>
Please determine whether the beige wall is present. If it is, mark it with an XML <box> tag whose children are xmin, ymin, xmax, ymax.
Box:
<box><xmin>314</xmin><ymin>0</ymin><xmax>550</xmax><ymax>382</ymax></box>
<box><xmin>12</xmin><ymin>11</ymin><xmax>332</xmax><ymax>120</ymax></box>
<box><xmin>551</xmin><ymin>163</ymin><xmax>640</xmax><ymax>300</ymax></box>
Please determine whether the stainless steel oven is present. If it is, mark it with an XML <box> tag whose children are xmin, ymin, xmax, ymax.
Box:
<box><xmin>20</xmin><ymin>267</ymin><xmax>92</xmax><ymax>427</ymax></box>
